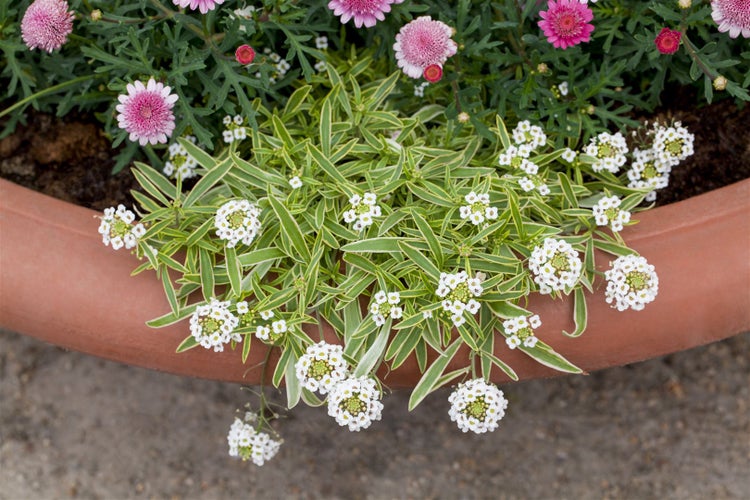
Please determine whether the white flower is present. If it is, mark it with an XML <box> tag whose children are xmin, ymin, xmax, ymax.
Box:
<box><xmin>605</xmin><ymin>254</ymin><xmax>659</xmax><ymax>311</ymax></box>
<box><xmin>260</xmin><ymin>310</ymin><xmax>274</xmax><ymax>320</ymax></box>
<box><xmin>223</xmin><ymin>130</ymin><xmax>234</xmax><ymax>143</ymax></box>
<box><xmin>449</xmin><ymin>379</ymin><xmax>508</xmax><ymax>434</ymax></box>
<box><xmin>502</xmin><ymin>314</ymin><xmax>541</xmax><ymax>349</ymax></box>
<box><xmin>459</xmin><ymin>191</ymin><xmax>497</xmax><ymax>226</ymax></box>
<box><xmin>315</xmin><ymin>60</ymin><xmax>327</xmax><ymax>73</ymax></box>
<box><xmin>233</xmin><ymin>127</ymin><xmax>247</xmax><ymax>141</ymax></box>
<box><xmin>518</xmin><ymin>177</ymin><xmax>535</xmax><ymax>192</ymax></box>
<box><xmin>327</xmin><ymin>377</ymin><xmax>383</xmax><ymax>432</ymax></box>
<box><xmin>558</xmin><ymin>81</ymin><xmax>569</xmax><ymax>96</ymax></box>
<box><xmin>233</xmin><ymin>114</ymin><xmax>243</xmax><ymax>126</ymax></box>
<box><xmin>98</xmin><ymin>205</ymin><xmax>146</xmax><ymax>251</ymax></box>
<box><xmin>592</xmin><ymin>195</ymin><xmax>632</xmax><ymax>232</ymax></box>
<box><xmin>236</xmin><ymin>301</ymin><xmax>249</xmax><ymax>314</ymax></box>
<box><xmin>227</xmin><ymin>417</ymin><xmax>281</xmax><ymax>466</ymax></box>
<box><xmin>651</xmin><ymin>122</ymin><xmax>695</xmax><ymax>168</ymax></box>
<box><xmin>163</xmin><ymin>135</ymin><xmax>198</xmax><ymax>181</ymax></box>
<box><xmin>271</xmin><ymin>320</ymin><xmax>288</xmax><ymax>334</ymax></box>
<box><xmin>370</xmin><ymin>290</ymin><xmax>403</xmax><ymax>324</ymax></box>
<box><xmin>289</xmin><ymin>176</ymin><xmax>303</xmax><ymax>189</ymax></box>
<box><xmin>436</xmin><ymin>271</ymin><xmax>484</xmax><ymax>327</ymax></box>
<box><xmin>528</xmin><ymin>238</ymin><xmax>582</xmax><ymax>294</ymax></box>
<box><xmin>315</xmin><ymin>36</ymin><xmax>328</xmax><ymax>50</ymax></box>
<box><xmin>585</xmin><ymin>131</ymin><xmax>628</xmax><ymax>173</ymax></box>
<box><xmin>295</xmin><ymin>342</ymin><xmax>348</xmax><ymax>394</ymax></box>
<box><xmin>214</xmin><ymin>199</ymin><xmax>262</xmax><ymax>248</ymax></box>
<box><xmin>561</xmin><ymin>148</ymin><xmax>577</xmax><ymax>163</ymax></box>
<box><xmin>189</xmin><ymin>298</ymin><xmax>240</xmax><ymax>352</ymax></box>
<box><xmin>512</xmin><ymin>120</ymin><xmax>547</xmax><ymax>150</ymax></box>
<box><xmin>628</xmin><ymin>148</ymin><xmax>671</xmax><ymax>202</ymax></box>
<box><xmin>343</xmin><ymin>192</ymin><xmax>381</xmax><ymax>231</ymax></box>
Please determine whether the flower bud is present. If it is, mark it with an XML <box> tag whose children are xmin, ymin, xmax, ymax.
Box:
<box><xmin>713</xmin><ymin>75</ymin><xmax>727</xmax><ymax>91</ymax></box>
<box><xmin>235</xmin><ymin>44</ymin><xmax>255</xmax><ymax>65</ymax></box>
<box><xmin>91</xmin><ymin>9</ymin><xmax>102</xmax><ymax>21</ymax></box>
<box><xmin>678</xmin><ymin>0</ymin><xmax>691</xmax><ymax>8</ymax></box>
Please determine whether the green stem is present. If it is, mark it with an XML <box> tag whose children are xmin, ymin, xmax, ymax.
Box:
<box><xmin>0</xmin><ymin>74</ymin><xmax>100</xmax><ymax>120</ymax></box>
<box><xmin>680</xmin><ymin>33</ymin><xmax>716</xmax><ymax>81</ymax></box>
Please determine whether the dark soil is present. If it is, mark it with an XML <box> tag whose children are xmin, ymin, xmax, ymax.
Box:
<box><xmin>1</xmin><ymin>99</ymin><xmax>749</xmax><ymax>210</ymax></box>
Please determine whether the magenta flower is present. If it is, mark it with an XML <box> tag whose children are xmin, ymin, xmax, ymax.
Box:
<box><xmin>394</xmin><ymin>16</ymin><xmax>458</xmax><ymax>79</ymax></box>
<box><xmin>172</xmin><ymin>0</ymin><xmax>225</xmax><ymax>15</ymax></box>
<box><xmin>654</xmin><ymin>28</ymin><xmax>682</xmax><ymax>55</ymax></box>
<box><xmin>711</xmin><ymin>0</ymin><xmax>750</xmax><ymax>38</ymax></box>
<box><xmin>116</xmin><ymin>78</ymin><xmax>178</xmax><ymax>146</ymax></box>
<box><xmin>327</xmin><ymin>0</ymin><xmax>400</xmax><ymax>28</ymax></box>
<box><xmin>538</xmin><ymin>0</ymin><xmax>595</xmax><ymax>50</ymax></box>
<box><xmin>21</xmin><ymin>0</ymin><xmax>74</xmax><ymax>53</ymax></box>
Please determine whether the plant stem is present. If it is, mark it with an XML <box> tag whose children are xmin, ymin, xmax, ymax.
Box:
<box><xmin>0</xmin><ymin>74</ymin><xmax>100</xmax><ymax>120</ymax></box>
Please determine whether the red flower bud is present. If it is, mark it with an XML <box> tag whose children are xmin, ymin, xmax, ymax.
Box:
<box><xmin>423</xmin><ymin>64</ymin><xmax>443</xmax><ymax>83</ymax></box>
<box><xmin>235</xmin><ymin>44</ymin><xmax>256</xmax><ymax>65</ymax></box>
<box><xmin>654</xmin><ymin>28</ymin><xmax>682</xmax><ymax>55</ymax></box>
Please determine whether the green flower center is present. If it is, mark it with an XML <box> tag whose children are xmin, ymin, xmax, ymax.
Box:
<box><xmin>227</xmin><ymin>211</ymin><xmax>246</xmax><ymax>228</ymax></box>
<box><xmin>463</xmin><ymin>396</ymin><xmax>489</xmax><ymax>421</ymax></box>
<box><xmin>469</xmin><ymin>202</ymin><xmax>485</xmax><ymax>213</ymax></box>
<box><xmin>604</xmin><ymin>207</ymin><xmax>620</xmax><ymax>221</ymax></box>
<box><xmin>598</xmin><ymin>142</ymin><xmax>614</xmax><ymax>158</ymax></box>
<box><xmin>448</xmin><ymin>282</ymin><xmax>471</xmax><ymax>303</ymax></box>
<box><xmin>626</xmin><ymin>271</ymin><xmax>649</xmax><ymax>291</ymax></box>
<box><xmin>550</xmin><ymin>252</ymin><xmax>570</xmax><ymax>272</ymax></box>
<box><xmin>308</xmin><ymin>360</ymin><xmax>332</xmax><ymax>380</ymax></box>
<box><xmin>665</xmin><ymin>139</ymin><xmax>683</xmax><ymax>156</ymax></box>
<box><xmin>517</xmin><ymin>326</ymin><xmax>534</xmax><ymax>341</ymax></box>
<box><xmin>340</xmin><ymin>394</ymin><xmax>367</xmax><ymax>415</ymax></box>
<box><xmin>238</xmin><ymin>445</ymin><xmax>254</xmax><ymax>461</ymax></box>
<box><xmin>355</xmin><ymin>204</ymin><xmax>371</xmax><ymax>216</ymax></box>
<box><xmin>200</xmin><ymin>317</ymin><xmax>221</xmax><ymax>335</ymax></box>
<box><xmin>642</xmin><ymin>163</ymin><xmax>658</xmax><ymax>180</ymax></box>
<box><xmin>111</xmin><ymin>218</ymin><xmax>131</xmax><ymax>238</ymax></box>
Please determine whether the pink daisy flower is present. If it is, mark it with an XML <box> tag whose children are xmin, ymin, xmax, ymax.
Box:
<box><xmin>172</xmin><ymin>0</ymin><xmax>225</xmax><ymax>15</ymax></box>
<box><xmin>327</xmin><ymin>0</ymin><xmax>401</xmax><ymax>28</ymax></box>
<box><xmin>711</xmin><ymin>0</ymin><xmax>750</xmax><ymax>38</ymax></box>
<box><xmin>21</xmin><ymin>0</ymin><xmax>74</xmax><ymax>53</ymax></box>
<box><xmin>394</xmin><ymin>16</ymin><xmax>458</xmax><ymax>79</ymax></box>
<box><xmin>116</xmin><ymin>78</ymin><xmax>178</xmax><ymax>146</ymax></box>
<box><xmin>538</xmin><ymin>0</ymin><xmax>595</xmax><ymax>50</ymax></box>
<box><xmin>235</xmin><ymin>44</ymin><xmax>256</xmax><ymax>65</ymax></box>
<box><xmin>654</xmin><ymin>27</ymin><xmax>682</xmax><ymax>54</ymax></box>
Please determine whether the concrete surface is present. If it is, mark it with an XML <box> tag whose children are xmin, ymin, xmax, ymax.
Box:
<box><xmin>1</xmin><ymin>328</ymin><xmax>749</xmax><ymax>499</ymax></box>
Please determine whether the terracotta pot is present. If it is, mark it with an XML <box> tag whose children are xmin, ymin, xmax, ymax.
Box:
<box><xmin>1</xmin><ymin>178</ymin><xmax>748</xmax><ymax>386</ymax></box>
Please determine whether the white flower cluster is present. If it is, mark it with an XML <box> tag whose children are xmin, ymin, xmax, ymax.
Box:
<box><xmin>327</xmin><ymin>376</ymin><xmax>384</xmax><ymax>432</ymax></box>
<box><xmin>498</xmin><ymin>144</ymin><xmax>534</xmax><ymax>168</ymax></box>
<box><xmin>605</xmin><ymin>254</ymin><xmax>659</xmax><ymax>311</ymax></box>
<box><xmin>222</xmin><ymin>114</ymin><xmax>248</xmax><ymax>144</ymax></box>
<box><xmin>255</xmin><ymin>48</ymin><xmax>290</xmax><ymax>84</ymax></box>
<box><xmin>459</xmin><ymin>191</ymin><xmax>499</xmax><ymax>225</ymax></box>
<box><xmin>436</xmin><ymin>271</ymin><xmax>484</xmax><ymax>328</ymax></box>
<box><xmin>414</xmin><ymin>81</ymin><xmax>429</xmax><ymax>97</ymax></box>
<box><xmin>585</xmin><ymin>131</ymin><xmax>628</xmax><ymax>173</ymax></box>
<box><xmin>627</xmin><ymin>148</ymin><xmax>670</xmax><ymax>202</ymax></box>
<box><xmin>163</xmin><ymin>135</ymin><xmax>198</xmax><ymax>181</ymax></box>
<box><xmin>342</xmin><ymin>192</ymin><xmax>382</xmax><ymax>231</ymax></box>
<box><xmin>592</xmin><ymin>195</ymin><xmax>631</xmax><ymax>232</ymax></box>
<box><xmin>369</xmin><ymin>291</ymin><xmax>403</xmax><ymax>326</ymax></box>
<box><xmin>227</xmin><ymin>417</ymin><xmax>281</xmax><ymax>466</ymax></box>
<box><xmin>512</xmin><ymin>120</ymin><xmax>547</xmax><ymax>150</ymax></box>
<box><xmin>295</xmin><ymin>341</ymin><xmax>349</xmax><ymax>394</ymax></box>
<box><xmin>651</xmin><ymin>121</ymin><xmax>694</xmax><ymax>167</ymax></box>
<box><xmin>98</xmin><ymin>205</ymin><xmax>146</xmax><ymax>250</ymax></box>
<box><xmin>232</xmin><ymin>6</ymin><xmax>256</xmax><ymax>32</ymax></box>
<box><xmin>518</xmin><ymin>176</ymin><xmax>551</xmax><ymax>195</ymax></box>
<box><xmin>528</xmin><ymin>238</ymin><xmax>582</xmax><ymax>294</ymax></box>
<box><xmin>626</xmin><ymin>122</ymin><xmax>694</xmax><ymax>201</ymax></box>
<box><xmin>448</xmin><ymin>378</ymin><xmax>508</xmax><ymax>434</ymax></box>
<box><xmin>561</xmin><ymin>148</ymin><xmax>577</xmax><ymax>163</ymax></box>
<box><xmin>214</xmin><ymin>199</ymin><xmax>262</xmax><ymax>248</ymax></box>
<box><xmin>502</xmin><ymin>314</ymin><xmax>541</xmax><ymax>349</ymax></box>
<box><xmin>189</xmin><ymin>298</ymin><xmax>241</xmax><ymax>352</ymax></box>
<box><xmin>235</xmin><ymin>303</ymin><xmax>288</xmax><ymax>344</ymax></box>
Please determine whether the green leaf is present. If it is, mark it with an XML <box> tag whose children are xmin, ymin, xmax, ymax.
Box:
<box><xmin>160</xmin><ymin>269</ymin><xmax>179</xmax><ymax>315</ymax></box>
<box><xmin>285</xmin><ymin>351</ymin><xmax>302</xmax><ymax>409</ymax></box>
<box><xmin>398</xmin><ymin>242</ymin><xmax>440</xmax><ymax>281</ymax></box>
<box><xmin>408</xmin><ymin>339</ymin><xmax>463</xmax><ymax>411</ymax></box>
<box><xmin>320</xmin><ymin>95</ymin><xmax>332</xmax><ymax>156</ymax></box>
<box><xmin>179</xmin><ymin>138</ymin><xmax>215</xmax><ymax>170</ymax></box>
<box><xmin>199</xmin><ymin>248</ymin><xmax>214</xmax><ymax>301</ymax></box>
<box><xmin>224</xmin><ymin>245</ymin><xmax>242</xmax><ymax>297</ymax></box>
<box><xmin>519</xmin><ymin>341</ymin><xmax>583</xmax><ymax>374</ymax></box>
<box><xmin>241</xmin><ymin>334</ymin><xmax>252</xmax><ymax>364</ymax></box>
<box><xmin>341</xmin><ymin>237</ymin><xmax>407</xmax><ymax>253</ymax></box>
<box><xmin>176</xmin><ymin>335</ymin><xmax>199</xmax><ymax>353</ymax></box>
<box><xmin>411</xmin><ymin>211</ymin><xmax>444</xmax><ymax>268</ymax></box>
<box><xmin>183</xmin><ymin>158</ymin><xmax>233</xmax><ymax>208</ymax></box>
<box><xmin>307</xmin><ymin>143</ymin><xmax>350</xmax><ymax>188</ymax></box>
<box><xmin>353</xmin><ymin>320</ymin><xmax>391</xmax><ymax>378</ymax></box>
<box><xmin>563</xmin><ymin>286</ymin><xmax>588</xmax><ymax>337</ymax></box>
<box><xmin>267</xmin><ymin>193</ymin><xmax>311</xmax><ymax>262</ymax></box>
<box><xmin>237</xmin><ymin>247</ymin><xmax>285</xmax><ymax>266</ymax></box>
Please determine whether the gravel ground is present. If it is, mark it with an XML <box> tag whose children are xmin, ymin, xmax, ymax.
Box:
<box><xmin>1</xmin><ymin>328</ymin><xmax>748</xmax><ymax>500</ymax></box>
